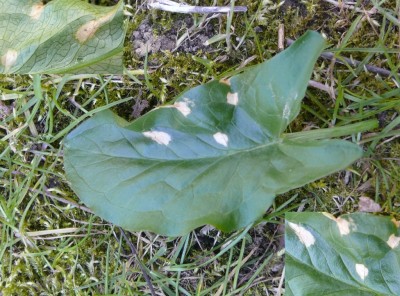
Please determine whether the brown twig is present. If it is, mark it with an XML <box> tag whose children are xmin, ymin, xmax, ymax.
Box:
<box><xmin>286</xmin><ymin>38</ymin><xmax>395</xmax><ymax>77</ymax></box>
<box><xmin>120</xmin><ymin>228</ymin><xmax>157</xmax><ymax>296</ymax></box>
<box><xmin>32</xmin><ymin>188</ymin><xmax>94</xmax><ymax>214</ymax></box>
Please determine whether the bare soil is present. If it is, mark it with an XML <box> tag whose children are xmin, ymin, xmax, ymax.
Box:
<box><xmin>130</xmin><ymin>16</ymin><xmax>217</xmax><ymax>58</ymax></box>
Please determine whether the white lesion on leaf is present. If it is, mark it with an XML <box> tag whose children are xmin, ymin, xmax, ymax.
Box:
<box><xmin>287</xmin><ymin>222</ymin><xmax>315</xmax><ymax>248</ymax></box>
<box><xmin>282</xmin><ymin>103</ymin><xmax>291</xmax><ymax>120</ymax></box>
<box><xmin>174</xmin><ymin>101</ymin><xmax>191</xmax><ymax>116</ymax></box>
<box><xmin>227</xmin><ymin>92</ymin><xmax>239</xmax><ymax>106</ymax></box>
<box><xmin>336</xmin><ymin>217</ymin><xmax>353</xmax><ymax>235</ymax></box>
<box><xmin>391</xmin><ymin>218</ymin><xmax>400</xmax><ymax>228</ymax></box>
<box><xmin>387</xmin><ymin>234</ymin><xmax>400</xmax><ymax>249</ymax></box>
<box><xmin>1</xmin><ymin>49</ymin><xmax>18</xmax><ymax>73</ymax></box>
<box><xmin>213</xmin><ymin>132</ymin><xmax>229</xmax><ymax>147</ymax></box>
<box><xmin>75</xmin><ymin>9</ymin><xmax>117</xmax><ymax>43</ymax></box>
<box><xmin>30</xmin><ymin>2</ymin><xmax>44</xmax><ymax>20</ymax></box>
<box><xmin>322</xmin><ymin>212</ymin><xmax>355</xmax><ymax>236</ymax></box>
<box><xmin>355</xmin><ymin>263</ymin><xmax>368</xmax><ymax>281</ymax></box>
<box><xmin>164</xmin><ymin>98</ymin><xmax>193</xmax><ymax>117</ymax></box>
<box><xmin>143</xmin><ymin>131</ymin><xmax>171</xmax><ymax>146</ymax></box>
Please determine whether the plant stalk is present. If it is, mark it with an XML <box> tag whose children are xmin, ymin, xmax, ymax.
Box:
<box><xmin>284</xmin><ymin>119</ymin><xmax>379</xmax><ymax>141</ymax></box>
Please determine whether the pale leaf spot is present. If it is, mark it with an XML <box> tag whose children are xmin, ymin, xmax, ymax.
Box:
<box><xmin>227</xmin><ymin>92</ymin><xmax>239</xmax><ymax>106</ymax></box>
<box><xmin>355</xmin><ymin>264</ymin><xmax>368</xmax><ymax>281</ymax></box>
<box><xmin>287</xmin><ymin>222</ymin><xmax>315</xmax><ymax>248</ymax></box>
<box><xmin>164</xmin><ymin>99</ymin><xmax>193</xmax><ymax>117</ymax></box>
<box><xmin>213</xmin><ymin>132</ymin><xmax>228</xmax><ymax>147</ymax></box>
<box><xmin>30</xmin><ymin>3</ymin><xmax>44</xmax><ymax>20</ymax></box>
<box><xmin>336</xmin><ymin>217</ymin><xmax>352</xmax><ymax>236</ymax></box>
<box><xmin>1</xmin><ymin>49</ymin><xmax>18</xmax><ymax>73</ymax></box>
<box><xmin>143</xmin><ymin>131</ymin><xmax>171</xmax><ymax>146</ymax></box>
<box><xmin>323</xmin><ymin>213</ymin><xmax>354</xmax><ymax>236</ymax></box>
<box><xmin>219</xmin><ymin>78</ymin><xmax>231</xmax><ymax>86</ymax></box>
<box><xmin>76</xmin><ymin>10</ymin><xmax>116</xmax><ymax>43</ymax></box>
<box><xmin>387</xmin><ymin>234</ymin><xmax>400</xmax><ymax>249</ymax></box>
<box><xmin>174</xmin><ymin>101</ymin><xmax>191</xmax><ymax>116</ymax></box>
<box><xmin>282</xmin><ymin>103</ymin><xmax>291</xmax><ymax>120</ymax></box>
<box><xmin>391</xmin><ymin>218</ymin><xmax>400</xmax><ymax>228</ymax></box>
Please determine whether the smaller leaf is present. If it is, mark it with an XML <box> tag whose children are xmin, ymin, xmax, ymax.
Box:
<box><xmin>285</xmin><ymin>212</ymin><xmax>400</xmax><ymax>296</ymax></box>
<box><xmin>0</xmin><ymin>0</ymin><xmax>125</xmax><ymax>74</ymax></box>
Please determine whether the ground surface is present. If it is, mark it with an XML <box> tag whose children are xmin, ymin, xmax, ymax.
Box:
<box><xmin>0</xmin><ymin>0</ymin><xmax>399</xmax><ymax>295</ymax></box>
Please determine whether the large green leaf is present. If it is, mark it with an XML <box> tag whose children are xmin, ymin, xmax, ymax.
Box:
<box><xmin>0</xmin><ymin>0</ymin><xmax>124</xmax><ymax>74</ymax></box>
<box><xmin>285</xmin><ymin>212</ymin><xmax>400</xmax><ymax>295</ymax></box>
<box><xmin>64</xmin><ymin>31</ymin><xmax>363</xmax><ymax>236</ymax></box>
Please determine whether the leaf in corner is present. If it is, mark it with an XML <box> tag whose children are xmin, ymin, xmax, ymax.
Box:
<box><xmin>285</xmin><ymin>212</ymin><xmax>400</xmax><ymax>296</ymax></box>
<box><xmin>0</xmin><ymin>0</ymin><xmax>125</xmax><ymax>74</ymax></box>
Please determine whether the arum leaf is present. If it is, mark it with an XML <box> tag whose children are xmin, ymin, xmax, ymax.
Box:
<box><xmin>285</xmin><ymin>212</ymin><xmax>400</xmax><ymax>295</ymax></box>
<box><xmin>64</xmin><ymin>31</ymin><xmax>362</xmax><ymax>236</ymax></box>
<box><xmin>0</xmin><ymin>0</ymin><xmax>124</xmax><ymax>74</ymax></box>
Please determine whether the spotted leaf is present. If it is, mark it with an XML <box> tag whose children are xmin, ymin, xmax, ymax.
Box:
<box><xmin>64</xmin><ymin>31</ymin><xmax>362</xmax><ymax>236</ymax></box>
<box><xmin>285</xmin><ymin>212</ymin><xmax>400</xmax><ymax>295</ymax></box>
<box><xmin>0</xmin><ymin>0</ymin><xmax>124</xmax><ymax>74</ymax></box>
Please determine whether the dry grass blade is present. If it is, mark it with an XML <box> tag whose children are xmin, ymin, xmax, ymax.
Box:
<box><xmin>147</xmin><ymin>0</ymin><xmax>247</xmax><ymax>13</ymax></box>
<box><xmin>286</xmin><ymin>38</ymin><xmax>395</xmax><ymax>77</ymax></box>
<box><xmin>120</xmin><ymin>228</ymin><xmax>157</xmax><ymax>296</ymax></box>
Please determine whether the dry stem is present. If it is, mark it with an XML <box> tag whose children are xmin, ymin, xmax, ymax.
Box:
<box><xmin>147</xmin><ymin>0</ymin><xmax>247</xmax><ymax>14</ymax></box>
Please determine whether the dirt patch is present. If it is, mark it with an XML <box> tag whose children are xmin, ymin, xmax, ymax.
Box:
<box><xmin>130</xmin><ymin>16</ymin><xmax>217</xmax><ymax>58</ymax></box>
<box><xmin>281</xmin><ymin>0</ymin><xmax>307</xmax><ymax>16</ymax></box>
<box><xmin>131</xmin><ymin>96</ymin><xmax>150</xmax><ymax>119</ymax></box>
<box><xmin>0</xmin><ymin>101</ymin><xmax>12</xmax><ymax>120</ymax></box>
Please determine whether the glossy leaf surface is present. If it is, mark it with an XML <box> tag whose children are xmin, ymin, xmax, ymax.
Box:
<box><xmin>285</xmin><ymin>212</ymin><xmax>400</xmax><ymax>295</ymax></box>
<box><xmin>64</xmin><ymin>31</ymin><xmax>362</xmax><ymax>236</ymax></box>
<box><xmin>0</xmin><ymin>0</ymin><xmax>124</xmax><ymax>74</ymax></box>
